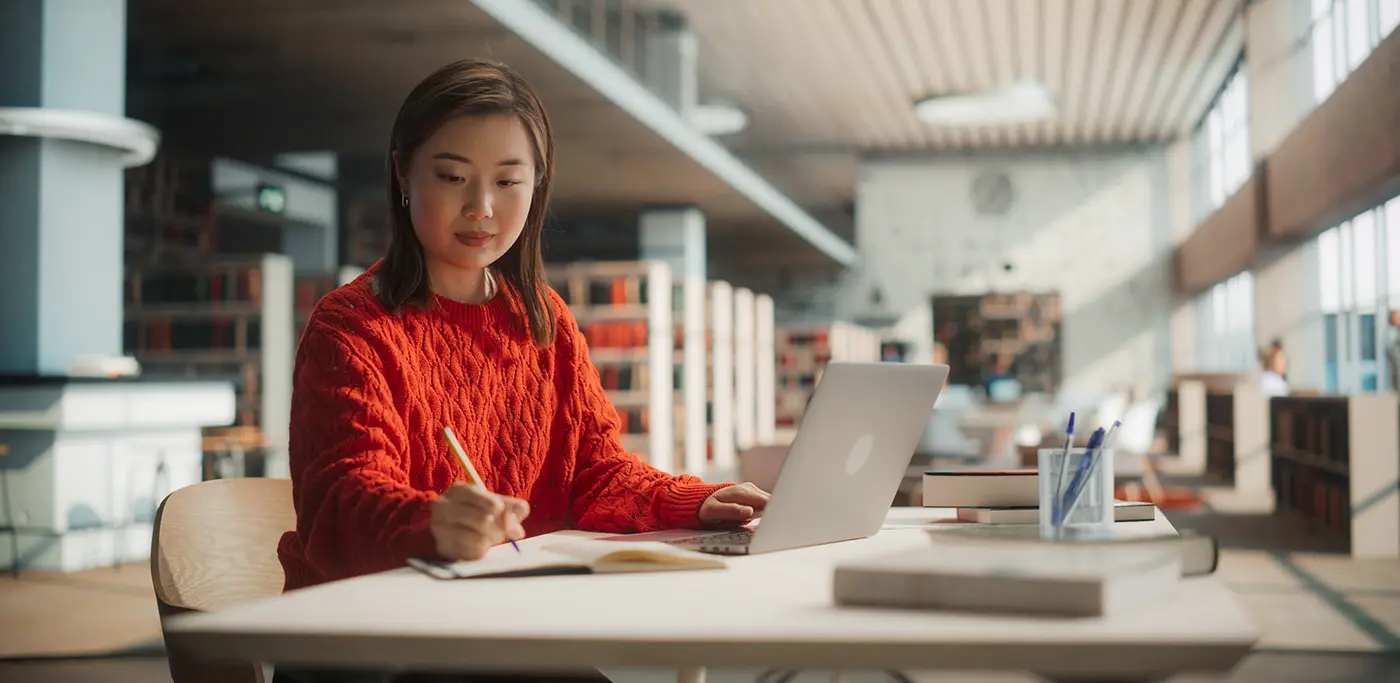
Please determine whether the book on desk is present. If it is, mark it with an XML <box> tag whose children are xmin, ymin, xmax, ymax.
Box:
<box><xmin>409</xmin><ymin>539</ymin><xmax>725</xmax><ymax>580</ymax></box>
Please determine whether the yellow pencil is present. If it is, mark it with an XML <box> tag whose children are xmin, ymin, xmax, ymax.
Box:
<box><xmin>441</xmin><ymin>426</ymin><xmax>521</xmax><ymax>553</ymax></box>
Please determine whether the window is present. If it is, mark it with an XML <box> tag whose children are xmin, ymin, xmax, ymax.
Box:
<box><xmin>1195</xmin><ymin>271</ymin><xmax>1257</xmax><ymax>373</ymax></box>
<box><xmin>1315</xmin><ymin>193</ymin><xmax>1400</xmax><ymax>392</ymax></box>
<box><xmin>1192</xmin><ymin>62</ymin><xmax>1250</xmax><ymax>219</ymax></box>
<box><xmin>1312</xmin><ymin>0</ymin><xmax>1398</xmax><ymax>104</ymax></box>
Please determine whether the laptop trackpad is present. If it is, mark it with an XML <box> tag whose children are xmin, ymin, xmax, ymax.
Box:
<box><xmin>599</xmin><ymin>520</ymin><xmax>760</xmax><ymax>543</ymax></box>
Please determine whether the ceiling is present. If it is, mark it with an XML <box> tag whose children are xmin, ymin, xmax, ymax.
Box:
<box><xmin>125</xmin><ymin>0</ymin><xmax>1247</xmax><ymax>287</ymax></box>
<box><xmin>673</xmin><ymin>0</ymin><xmax>1246</xmax><ymax>152</ymax></box>
<box><xmin>124</xmin><ymin>0</ymin><xmax>847</xmax><ymax>277</ymax></box>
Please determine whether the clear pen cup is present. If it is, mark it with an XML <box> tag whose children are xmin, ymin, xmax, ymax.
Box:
<box><xmin>1038</xmin><ymin>447</ymin><xmax>1115</xmax><ymax>539</ymax></box>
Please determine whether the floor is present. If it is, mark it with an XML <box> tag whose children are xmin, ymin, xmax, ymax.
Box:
<box><xmin>2</xmin><ymin>499</ymin><xmax>1398</xmax><ymax>683</ymax></box>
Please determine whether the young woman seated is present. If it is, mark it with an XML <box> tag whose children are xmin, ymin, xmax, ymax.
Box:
<box><xmin>272</xmin><ymin>58</ymin><xmax>769</xmax><ymax>683</ymax></box>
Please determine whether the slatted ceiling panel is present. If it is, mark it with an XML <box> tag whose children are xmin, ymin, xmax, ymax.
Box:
<box><xmin>1073</xmin><ymin>0</ymin><xmax>1112</xmax><ymax>145</ymax></box>
<box><xmin>833</xmin><ymin>1</ymin><xmax>925</xmax><ymax>149</ymax></box>
<box><xmin>1109</xmin><ymin>1</ymin><xmax>1179</xmax><ymax>141</ymax></box>
<box><xmin>865</xmin><ymin>0</ymin><xmax>932</xmax><ymax>148</ymax></box>
<box><xmin>1157</xmin><ymin>2</ymin><xmax>1244</xmax><ymax>140</ymax></box>
<box><xmin>1138</xmin><ymin>0</ymin><xmax>1216</xmax><ymax>141</ymax></box>
<box><xmin>1172</xmin><ymin>18</ymin><xmax>1245</xmax><ymax>140</ymax></box>
<box><xmin>983</xmin><ymin>0</ymin><xmax>1019</xmax><ymax>147</ymax></box>
<box><xmin>1098</xmin><ymin>1</ymin><xmax>1155</xmax><ymax>145</ymax></box>
<box><xmin>1058</xmin><ymin>0</ymin><xmax>1095</xmax><ymax>147</ymax></box>
<box><xmin>888</xmin><ymin>0</ymin><xmax>951</xmax><ymax>148</ymax></box>
<box><xmin>1010</xmin><ymin>0</ymin><xmax>1043</xmax><ymax>146</ymax></box>
<box><xmin>927</xmin><ymin>0</ymin><xmax>979</xmax><ymax>146</ymax></box>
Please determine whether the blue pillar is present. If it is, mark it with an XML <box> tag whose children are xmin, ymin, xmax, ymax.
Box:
<box><xmin>0</xmin><ymin>0</ymin><xmax>136</xmax><ymax>375</ymax></box>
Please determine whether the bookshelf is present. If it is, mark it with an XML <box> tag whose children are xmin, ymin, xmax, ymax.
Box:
<box><xmin>1270</xmin><ymin>394</ymin><xmax>1400</xmax><ymax>557</ymax></box>
<box><xmin>547</xmin><ymin>261</ymin><xmax>674</xmax><ymax>472</ymax></box>
<box><xmin>754</xmin><ymin>294</ymin><xmax>776</xmax><ymax>446</ymax></box>
<box><xmin>294</xmin><ymin>266</ymin><xmax>367</xmax><ymax>332</ymax></box>
<box><xmin>774</xmin><ymin>321</ymin><xmax>881</xmax><ymax>441</ymax></box>
<box><xmin>672</xmin><ymin>277</ymin><xmax>709</xmax><ymax>476</ymax></box>
<box><xmin>124</xmin><ymin>155</ymin><xmax>216</xmax><ymax>265</ymax></box>
<box><xmin>734</xmin><ymin>289</ymin><xmax>757</xmax><ymax>451</ymax></box>
<box><xmin>123</xmin><ymin>254</ymin><xmax>295</xmax><ymax>473</ymax></box>
<box><xmin>709</xmin><ymin>282</ymin><xmax>736</xmax><ymax>473</ymax></box>
<box><xmin>931</xmin><ymin>292</ymin><xmax>1062</xmax><ymax>392</ymax></box>
<box><xmin>1203</xmin><ymin>383</ymin><xmax>1271</xmax><ymax>493</ymax></box>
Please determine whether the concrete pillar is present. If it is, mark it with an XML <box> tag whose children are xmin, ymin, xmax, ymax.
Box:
<box><xmin>642</xmin><ymin>18</ymin><xmax>698</xmax><ymax>116</ymax></box>
<box><xmin>640</xmin><ymin>207</ymin><xmax>707</xmax><ymax>474</ymax></box>
<box><xmin>0</xmin><ymin>0</ymin><xmax>148</xmax><ymax>375</ymax></box>
<box><xmin>1247</xmin><ymin>0</ymin><xmax>1327</xmax><ymax>390</ymax></box>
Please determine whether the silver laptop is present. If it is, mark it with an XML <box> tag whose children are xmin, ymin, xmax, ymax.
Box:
<box><xmin>643</xmin><ymin>362</ymin><xmax>949</xmax><ymax>555</ymax></box>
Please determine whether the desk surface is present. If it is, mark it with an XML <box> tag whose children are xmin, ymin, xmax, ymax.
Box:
<box><xmin>168</xmin><ymin>508</ymin><xmax>1257</xmax><ymax>678</ymax></box>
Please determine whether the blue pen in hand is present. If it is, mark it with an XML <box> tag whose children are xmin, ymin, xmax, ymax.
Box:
<box><xmin>1054</xmin><ymin>427</ymin><xmax>1104</xmax><ymax>527</ymax></box>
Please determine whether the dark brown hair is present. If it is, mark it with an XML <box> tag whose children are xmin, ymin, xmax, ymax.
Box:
<box><xmin>374</xmin><ymin>58</ymin><xmax>557</xmax><ymax>345</ymax></box>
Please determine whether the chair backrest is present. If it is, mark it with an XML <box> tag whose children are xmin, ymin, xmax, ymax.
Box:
<box><xmin>151</xmin><ymin>477</ymin><xmax>294</xmax><ymax>683</ymax></box>
<box><xmin>152</xmin><ymin>477</ymin><xmax>294</xmax><ymax>611</ymax></box>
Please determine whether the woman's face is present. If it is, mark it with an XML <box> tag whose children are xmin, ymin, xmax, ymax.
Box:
<box><xmin>396</xmin><ymin>114</ymin><xmax>537</xmax><ymax>272</ymax></box>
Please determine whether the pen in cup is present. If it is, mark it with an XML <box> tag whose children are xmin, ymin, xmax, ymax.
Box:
<box><xmin>1052</xmin><ymin>412</ymin><xmax>1076</xmax><ymax>524</ymax></box>
<box><xmin>1055</xmin><ymin>427</ymin><xmax>1104</xmax><ymax>527</ymax></box>
<box><xmin>441</xmin><ymin>426</ymin><xmax>521</xmax><ymax>553</ymax></box>
<box><xmin>1060</xmin><ymin>420</ymin><xmax>1121</xmax><ymax>526</ymax></box>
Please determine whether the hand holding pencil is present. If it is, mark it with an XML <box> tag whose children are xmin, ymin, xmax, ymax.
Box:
<box><xmin>427</xmin><ymin>427</ymin><xmax>528</xmax><ymax>561</ymax></box>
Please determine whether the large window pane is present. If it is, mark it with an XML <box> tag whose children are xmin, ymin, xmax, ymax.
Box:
<box><xmin>1346</xmin><ymin>0</ymin><xmax>1371</xmax><ymax>68</ymax></box>
<box><xmin>1354</xmin><ymin>210</ymin><xmax>1378</xmax><ymax>307</ymax></box>
<box><xmin>1382</xmin><ymin>0</ymin><xmax>1400</xmax><ymax>36</ymax></box>
<box><xmin>1320</xmin><ymin>227</ymin><xmax>1341</xmax><ymax>312</ymax></box>
<box><xmin>1341</xmin><ymin>221</ymin><xmax>1356</xmax><ymax>309</ymax></box>
<box><xmin>1315</xmin><ymin>0</ymin><xmax>1334</xmax><ymax>20</ymax></box>
<box><xmin>1388</xmin><ymin>197</ymin><xmax>1400</xmax><ymax>298</ymax></box>
<box><xmin>1314</xmin><ymin>16</ymin><xmax>1337</xmax><ymax>101</ymax></box>
<box><xmin>1335</xmin><ymin>3</ymin><xmax>1350</xmax><ymax>82</ymax></box>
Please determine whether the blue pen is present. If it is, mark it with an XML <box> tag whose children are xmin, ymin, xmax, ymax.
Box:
<box><xmin>1060</xmin><ymin>421</ymin><xmax>1122</xmax><ymax>526</ymax></box>
<box><xmin>1051</xmin><ymin>413</ymin><xmax>1076</xmax><ymax>523</ymax></box>
<box><xmin>1055</xmin><ymin>427</ymin><xmax>1104</xmax><ymax>526</ymax></box>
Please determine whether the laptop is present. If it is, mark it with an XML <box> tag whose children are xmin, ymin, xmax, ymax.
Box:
<box><xmin>622</xmin><ymin>362</ymin><xmax>949</xmax><ymax>555</ymax></box>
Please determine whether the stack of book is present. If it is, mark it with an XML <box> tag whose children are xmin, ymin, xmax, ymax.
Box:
<box><xmin>922</xmin><ymin>469</ymin><xmax>1156</xmax><ymax>524</ymax></box>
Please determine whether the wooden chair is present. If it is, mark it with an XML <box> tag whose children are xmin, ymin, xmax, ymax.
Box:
<box><xmin>151</xmin><ymin>477</ymin><xmax>295</xmax><ymax>683</ymax></box>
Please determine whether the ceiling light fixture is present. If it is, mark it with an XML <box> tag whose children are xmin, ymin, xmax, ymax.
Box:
<box><xmin>688</xmin><ymin>102</ymin><xmax>748</xmax><ymax>136</ymax></box>
<box><xmin>914</xmin><ymin>82</ymin><xmax>1056</xmax><ymax>126</ymax></box>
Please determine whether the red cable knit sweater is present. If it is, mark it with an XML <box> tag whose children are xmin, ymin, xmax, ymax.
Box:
<box><xmin>277</xmin><ymin>267</ymin><xmax>726</xmax><ymax>591</ymax></box>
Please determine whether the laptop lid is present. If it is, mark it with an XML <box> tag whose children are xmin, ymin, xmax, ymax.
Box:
<box><xmin>748</xmin><ymin>362</ymin><xmax>950</xmax><ymax>554</ymax></box>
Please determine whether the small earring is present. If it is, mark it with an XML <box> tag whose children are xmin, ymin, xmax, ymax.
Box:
<box><xmin>401</xmin><ymin>193</ymin><xmax>409</xmax><ymax>208</ymax></box>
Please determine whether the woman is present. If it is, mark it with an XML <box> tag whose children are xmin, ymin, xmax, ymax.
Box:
<box><xmin>275</xmin><ymin>59</ymin><xmax>769</xmax><ymax>683</ymax></box>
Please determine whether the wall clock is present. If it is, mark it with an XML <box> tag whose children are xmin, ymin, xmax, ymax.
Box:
<box><xmin>971</xmin><ymin>170</ymin><xmax>1015</xmax><ymax>216</ymax></box>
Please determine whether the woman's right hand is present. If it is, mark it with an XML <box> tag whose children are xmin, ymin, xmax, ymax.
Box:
<box><xmin>429</xmin><ymin>483</ymin><xmax>530</xmax><ymax>561</ymax></box>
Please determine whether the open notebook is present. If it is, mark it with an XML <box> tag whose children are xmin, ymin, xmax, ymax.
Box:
<box><xmin>408</xmin><ymin>539</ymin><xmax>727</xmax><ymax>580</ymax></box>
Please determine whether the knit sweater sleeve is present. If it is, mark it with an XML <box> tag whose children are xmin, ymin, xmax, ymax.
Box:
<box><xmin>287</xmin><ymin>318</ymin><xmax>439</xmax><ymax>581</ymax></box>
<box><xmin>553</xmin><ymin>295</ymin><xmax>728</xmax><ymax>532</ymax></box>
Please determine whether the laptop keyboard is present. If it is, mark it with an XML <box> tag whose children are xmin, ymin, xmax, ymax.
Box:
<box><xmin>664</xmin><ymin>529</ymin><xmax>754</xmax><ymax>547</ymax></box>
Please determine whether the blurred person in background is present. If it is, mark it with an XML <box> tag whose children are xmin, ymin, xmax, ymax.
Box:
<box><xmin>1259</xmin><ymin>339</ymin><xmax>1289</xmax><ymax>396</ymax></box>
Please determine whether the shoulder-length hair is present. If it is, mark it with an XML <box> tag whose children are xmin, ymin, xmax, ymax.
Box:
<box><xmin>374</xmin><ymin>58</ymin><xmax>557</xmax><ymax>346</ymax></box>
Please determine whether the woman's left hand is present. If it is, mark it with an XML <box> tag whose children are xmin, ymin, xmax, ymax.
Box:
<box><xmin>698</xmin><ymin>482</ymin><xmax>771</xmax><ymax>526</ymax></box>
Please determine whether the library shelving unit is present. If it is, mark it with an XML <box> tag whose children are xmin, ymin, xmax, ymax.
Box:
<box><xmin>1270</xmin><ymin>394</ymin><xmax>1400</xmax><ymax>557</ymax></box>
<box><xmin>293</xmin><ymin>266</ymin><xmax>367</xmax><ymax>332</ymax></box>
<box><xmin>932</xmin><ymin>292</ymin><xmax>1062</xmax><ymax>393</ymax></box>
<box><xmin>1203</xmin><ymin>382</ymin><xmax>1270</xmax><ymax>493</ymax></box>
<box><xmin>546</xmin><ymin>261</ymin><xmax>674</xmax><ymax>473</ymax></box>
<box><xmin>708</xmin><ymin>282</ymin><xmax>736</xmax><ymax>474</ymax></box>
<box><xmin>123</xmin><ymin>254</ymin><xmax>295</xmax><ymax>474</ymax></box>
<box><xmin>671</xmin><ymin>278</ymin><xmax>710</xmax><ymax>477</ymax></box>
<box><xmin>1166</xmin><ymin>373</ymin><xmax>1243</xmax><ymax>474</ymax></box>
<box><xmin>773</xmin><ymin>321</ymin><xmax>881</xmax><ymax>442</ymax></box>
<box><xmin>754</xmin><ymin>294</ymin><xmax>777</xmax><ymax>446</ymax></box>
<box><xmin>124</xmin><ymin>155</ymin><xmax>216</xmax><ymax>266</ymax></box>
<box><xmin>734</xmin><ymin>289</ymin><xmax>757</xmax><ymax>451</ymax></box>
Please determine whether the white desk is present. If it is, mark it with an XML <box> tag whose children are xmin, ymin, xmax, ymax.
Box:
<box><xmin>167</xmin><ymin>508</ymin><xmax>1258</xmax><ymax>683</ymax></box>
